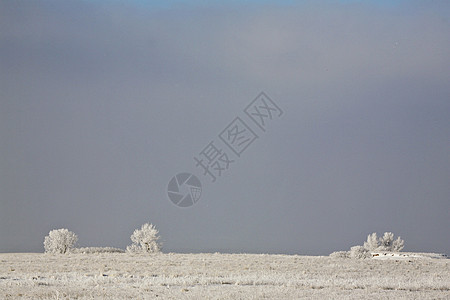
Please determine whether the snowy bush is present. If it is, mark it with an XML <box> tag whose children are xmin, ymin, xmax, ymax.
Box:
<box><xmin>126</xmin><ymin>223</ymin><xmax>161</xmax><ymax>254</ymax></box>
<box><xmin>329</xmin><ymin>251</ymin><xmax>350</xmax><ymax>259</ymax></box>
<box><xmin>126</xmin><ymin>243</ymin><xmax>141</xmax><ymax>253</ymax></box>
<box><xmin>363</xmin><ymin>232</ymin><xmax>404</xmax><ymax>252</ymax></box>
<box><xmin>349</xmin><ymin>246</ymin><xmax>371</xmax><ymax>259</ymax></box>
<box><xmin>70</xmin><ymin>247</ymin><xmax>125</xmax><ymax>254</ymax></box>
<box><xmin>44</xmin><ymin>229</ymin><xmax>78</xmax><ymax>254</ymax></box>
<box><xmin>330</xmin><ymin>231</ymin><xmax>405</xmax><ymax>259</ymax></box>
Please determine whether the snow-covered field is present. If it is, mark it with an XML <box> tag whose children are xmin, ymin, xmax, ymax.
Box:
<box><xmin>1</xmin><ymin>252</ymin><xmax>449</xmax><ymax>299</ymax></box>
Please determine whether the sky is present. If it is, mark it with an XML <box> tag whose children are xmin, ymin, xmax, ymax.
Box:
<box><xmin>1</xmin><ymin>0</ymin><xmax>449</xmax><ymax>255</ymax></box>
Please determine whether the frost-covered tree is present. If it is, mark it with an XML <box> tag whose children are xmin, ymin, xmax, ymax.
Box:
<box><xmin>331</xmin><ymin>231</ymin><xmax>405</xmax><ymax>259</ymax></box>
<box><xmin>44</xmin><ymin>229</ymin><xmax>78</xmax><ymax>254</ymax></box>
<box><xmin>363</xmin><ymin>232</ymin><xmax>380</xmax><ymax>251</ymax></box>
<box><xmin>392</xmin><ymin>236</ymin><xmax>405</xmax><ymax>252</ymax></box>
<box><xmin>363</xmin><ymin>232</ymin><xmax>404</xmax><ymax>252</ymax></box>
<box><xmin>126</xmin><ymin>223</ymin><xmax>161</xmax><ymax>254</ymax></box>
<box><xmin>378</xmin><ymin>232</ymin><xmax>395</xmax><ymax>251</ymax></box>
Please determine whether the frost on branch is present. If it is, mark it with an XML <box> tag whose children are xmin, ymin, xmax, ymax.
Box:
<box><xmin>44</xmin><ymin>229</ymin><xmax>78</xmax><ymax>254</ymax></box>
<box><xmin>126</xmin><ymin>223</ymin><xmax>162</xmax><ymax>254</ymax></box>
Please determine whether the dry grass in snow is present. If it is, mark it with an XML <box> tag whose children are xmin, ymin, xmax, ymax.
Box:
<box><xmin>0</xmin><ymin>252</ymin><xmax>449</xmax><ymax>299</ymax></box>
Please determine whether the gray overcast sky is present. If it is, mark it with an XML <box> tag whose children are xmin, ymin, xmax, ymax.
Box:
<box><xmin>1</xmin><ymin>0</ymin><xmax>449</xmax><ymax>255</ymax></box>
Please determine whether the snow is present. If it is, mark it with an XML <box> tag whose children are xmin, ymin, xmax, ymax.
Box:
<box><xmin>1</xmin><ymin>252</ymin><xmax>449</xmax><ymax>299</ymax></box>
<box><xmin>371</xmin><ymin>252</ymin><xmax>448</xmax><ymax>260</ymax></box>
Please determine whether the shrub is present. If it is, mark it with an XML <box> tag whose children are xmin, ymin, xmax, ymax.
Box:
<box><xmin>349</xmin><ymin>246</ymin><xmax>371</xmax><ymax>259</ymax></box>
<box><xmin>44</xmin><ymin>229</ymin><xmax>78</xmax><ymax>254</ymax></box>
<box><xmin>329</xmin><ymin>251</ymin><xmax>350</xmax><ymax>259</ymax></box>
<box><xmin>126</xmin><ymin>223</ymin><xmax>161</xmax><ymax>254</ymax></box>
<box><xmin>70</xmin><ymin>247</ymin><xmax>125</xmax><ymax>254</ymax></box>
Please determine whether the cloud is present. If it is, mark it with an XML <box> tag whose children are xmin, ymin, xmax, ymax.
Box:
<box><xmin>1</xmin><ymin>0</ymin><xmax>449</xmax><ymax>254</ymax></box>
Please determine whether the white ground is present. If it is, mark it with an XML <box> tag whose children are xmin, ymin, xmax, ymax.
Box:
<box><xmin>1</xmin><ymin>252</ymin><xmax>449</xmax><ymax>299</ymax></box>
